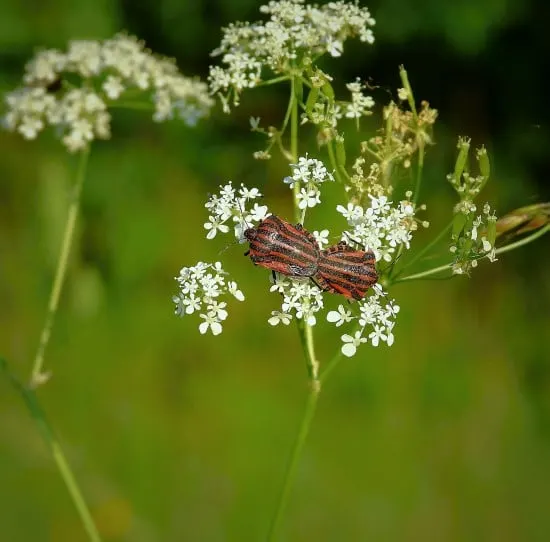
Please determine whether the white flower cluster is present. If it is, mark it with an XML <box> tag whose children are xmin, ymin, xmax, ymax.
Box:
<box><xmin>209</xmin><ymin>0</ymin><xmax>376</xmax><ymax>110</ymax></box>
<box><xmin>204</xmin><ymin>182</ymin><xmax>270</xmax><ymax>241</ymax></box>
<box><xmin>451</xmin><ymin>202</ymin><xmax>498</xmax><ymax>275</ymax></box>
<box><xmin>327</xmin><ymin>285</ymin><xmax>399</xmax><ymax>356</ymax></box>
<box><xmin>173</xmin><ymin>262</ymin><xmax>245</xmax><ymax>335</ymax></box>
<box><xmin>268</xmin><ymin>276</ymin><xmax>324</xmax><ymax>326</ymax></box>
<box><xmin>345</xmin><ymin>78</ymin><xmax>375</xmax><ymax>119</ymax></box>
<box><xmin>4</xmin><ymin>87</ymin><xmax>111</xmax><ymax>151</ymax></box>
<box><xmin>283</xmin><ymin>155</ymin><xmax>335</xmax><ymax>211</ymax></box>
<box><xmin>3</xmin><ymin>33</ymin><xmax>213</xmax><ymax>152</ymax></box>
<box><xmin>267</xmin><ymin>276</ymin><xmax>398</xmax><ymax>357</ymax></box>
<box><xmin>337</xmin><ymin>194</ymin><xmax>418</xmax><ymax>262</ymax></box>
<box><xmin>326</xmin><ymin>285</ymin><xmax>399</xmax><ymax>356</ymax></box>
<box><xmin>302</xmin><ymin>78</ymin><xmax>375</xmax><ymax>130</ymax></box>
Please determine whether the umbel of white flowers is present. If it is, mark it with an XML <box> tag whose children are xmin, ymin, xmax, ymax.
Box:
<box><xmin>174</xmin><ymin>156</ymin><xmax>407</xmax><ymax>357</ymax></box>
<box><xmin>2</xmin><ymin>33</ymin><xmax>214</xmax><ymax>152</ymax></box>
<box><xmin>208</xmin><ymin>0</ymin><xmax>376</xmax><ymax>111</ymax></box>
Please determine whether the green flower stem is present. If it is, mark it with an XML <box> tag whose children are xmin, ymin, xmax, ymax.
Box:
<box><xmin>280</xmin><ymin>88</ymin><xmax>296</xmax><ymax>147</ymax></box>
<box><xmin>393</xmin><ymin>220</ymin><xmax>453</xmax><ymax>279</ymax></box>
<box><xmin>267</xmin><ymin>77</ymin><xmax>322</xmax><ymax>541</ymax></box>
<box><xmin>326</xmin><ymin>140</ymin><xmax>350</xmax><ymax>185</ymax></box>
<box><xmin>266</xmin><ymin>346</ymin><xmax>344</xmax><ymax>541</ymax></box>
<box><xmin>1</xmin><ymin>358</ymin><xmax>102</xmax><ymax>542</ymax></box>
<box><xmin>256</xmin><ymin>76</ymin><xmax>291</xmax><ymax>87</ymax></box>
<box><xmin>290</xmin><ymin>78</ymin><xmax>300</xmax><ymax>220</ymax></box>
<box><xmin>393</xmin><ymin>262</ymin><xmax>451</xmax><ymax>283</ymax></box>
<box><xmin>30</xmin><ymin>148</ymin><xmax>89</xmax><ymax>388</ymax></box>
<box><xmin>413</xmin><ymin>140</ymin><xmax>425</xmax><ymax>206</ymax></box>
<box><xmin>287</xmin><ymin>78</ymin><xmax>318</xmax><ymax>380</ymax></box>
<box><xmin>297</xmin><ymin>320</ymin><xmax>320</xmax><ymax>382</ymax></box>
<box><xmin>399</xmin><ymin>65</ymin><xmax>425</xmax><ymax>206</ymax></box>
<box><xmin>394</xmin><ymin>223</ymin><xmax>550</xmax><ymax>284</ymax></box>
<box><xmin>326</xmin><ymin>141</ymin><xmax>341</xmax><ymax>182</ymax></box>
<box><xmin>319</xmin><ymin>349</ymin><xmax>344</xmax><ymax>384</ymax></box>
<box><xmin>386</xmin><ymin>146</ymin><xmax>426</xmax><ymax>280</ymax></box>
<box><xmin>493</xmin><ymin>223</ymin><xmax>550</xmax><ymax>254</ymax></box>
<box><xmin>266</xmin><ymin>383</ymin><xmax>319</xmax><ymax>542</ymax></box>
<box><xmin>399</xmin><ymin>65</ymin><xmax>417</xmax><ymax>117</ymax></box>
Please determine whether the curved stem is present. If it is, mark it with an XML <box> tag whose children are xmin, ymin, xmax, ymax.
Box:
<box><xmin>319</xmin><ymin>349</ymin><xmax>344</xmax><ymax>384</ymax></box>
<box><xmin>494</xmin><ymin>223</ymin><xmax>550</xmax><ymax>254</ymax></box>
<box><xmin>297</xmin><ymin>320</ymin><xmax>320</xmax><ymax>382</ymax></box>
<box><xmin>256</xmin><ymin>75</ymin><xmax>291</xmax><ymax>87</ymax></box>
<box><xmin>394</xmin><ymin>223</ymin><xmax>550</xmax><ymax>284</ymax></box>
<box><xmin>2</xmin><ymin>359</ymin><xmax>102</xmax><ymax>542</ymax></box>
<box><xmin>266</xmin><ymin>383</ymin><xmax>320</xmax><ymax>542</ymax></box>
<box><xmin>290</xmin><ymin>78</ymin><xmax>300</xmax><ymax>220</ymax></box>
<box><xmin>393</xmin><ymin>262</ymin><xmax>452</xmax><ymax>283</ymax></box>
<box><xmin>30</xmin><ymin>148</ymin><xmax>90</xmax><ymax>388</ymax></box>
<box><xmin>393</xmin><ymin>220</ymin><xmax>453</xmax><ymax>279</ymax></box>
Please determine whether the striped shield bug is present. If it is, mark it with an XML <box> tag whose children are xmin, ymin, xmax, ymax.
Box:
<box><xmin>316</xmin><ymin>241</ymin><xmax>378</xmax><ymax>300</ymax></box>
<box><xmin>244</xmin><ymin>215</ymin><xmax>320</xmax><ymax>278</ymax></box>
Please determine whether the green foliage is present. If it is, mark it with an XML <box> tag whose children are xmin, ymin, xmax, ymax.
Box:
<box><xmin>376</xmin><ymin>0</ymin><xmax>521</xmax><ymax>53</ymax></box>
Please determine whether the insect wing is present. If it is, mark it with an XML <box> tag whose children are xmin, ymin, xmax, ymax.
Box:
<box><xmin>317</xmin><ymin>243</ymin><xmax>378</xmax><ymax>300</ymax></box>
<box><xmin>245</xmin><ymin>216</ymin><xmax>320</xmax><ymax>277</ymax></box>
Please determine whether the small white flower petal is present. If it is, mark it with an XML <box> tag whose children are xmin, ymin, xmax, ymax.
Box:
<box><xmin>342</xmin><ymin>342</ymin><xmax>357</xmax><ymax>357</ymax></box>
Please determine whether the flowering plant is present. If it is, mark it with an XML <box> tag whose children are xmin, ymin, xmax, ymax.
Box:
<box><xmin>3</xmin><ymin>33</ymin><xmax>213</xmax><ymax>152</ymax></box>
<box><xmin>2</xmin><ymin>1</ymin><xmax>549</xmax><ymax>541</ymax></box>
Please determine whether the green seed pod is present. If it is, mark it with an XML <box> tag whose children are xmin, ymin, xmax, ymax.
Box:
<box><xmin>321</xmin><ymin>81</ymin><xmax>335</xmax><ymax>102</ymax></box>
<box><xmin>452</xmin><ymin>212</ymin><xmax>468</xmax><ymax>240</ymax></box>
<box><xmin>453</xmin><ymin>137</ymin><xmax>470</xmax><ymax>186</ymax></box>
<box><xmin>305</xmin><ymin>87</ymin><xmax>320</xmax><ymax>116</ymax></box>
<box><xmin>476</xmin><ymin>146</ymin><xmax>490</xmax><ymax>179</ymax></box>
<box><xmin>335</xmin><ymin>136</ymin><xmax>346</xmax><ymax>167</ymax></box>
<box><xmin>398</xmin><ymin>65</ymin><xmax>417</xmax><ymax>115</ymax></box>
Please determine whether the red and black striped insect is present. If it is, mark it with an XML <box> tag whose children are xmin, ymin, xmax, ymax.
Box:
<box><xmin>244</xmin><ymin>215</ymin><xmax>320</xmax><ymax>277</ymax></box>
<box><xmin>315</xmin><ymin>241</ymin><xmax>378</xmax><ymax>300</ymax></box>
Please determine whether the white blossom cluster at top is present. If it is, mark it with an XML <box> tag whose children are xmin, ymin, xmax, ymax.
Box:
<box><xmin>208</xmin><ymin>0</ymin><xmax>376</xmax><ymax>110</ymax></box>
<box><xmin>2</xmin><ymin>33</ymin><xmax>213</xmax><ymax>152</ymax></box>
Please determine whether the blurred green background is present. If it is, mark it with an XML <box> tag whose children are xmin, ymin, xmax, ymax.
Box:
<box><xmin>1</xmin><ymin>0</ymin><xmax>550</xmax><ymax>541</ymax></box>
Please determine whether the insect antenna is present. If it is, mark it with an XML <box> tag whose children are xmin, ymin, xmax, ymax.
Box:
<box><xmin>342</xmin><ymin>230</ymin><xmax>368</xmax><ymax>249</ymax></box>
<box><xmin>377</xmin><ymin>252</ymin><xmax>404</xmax><ymax>275</ymax></box>
<box><xmin>235</xmin><ymin>196</ymin><xmax>255</xmax><ymax>236</ymax></box>
<box><xmin>217</xmin><ymin>238</ymin><xmax>243</xmax><ymax>257</ymax></box>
